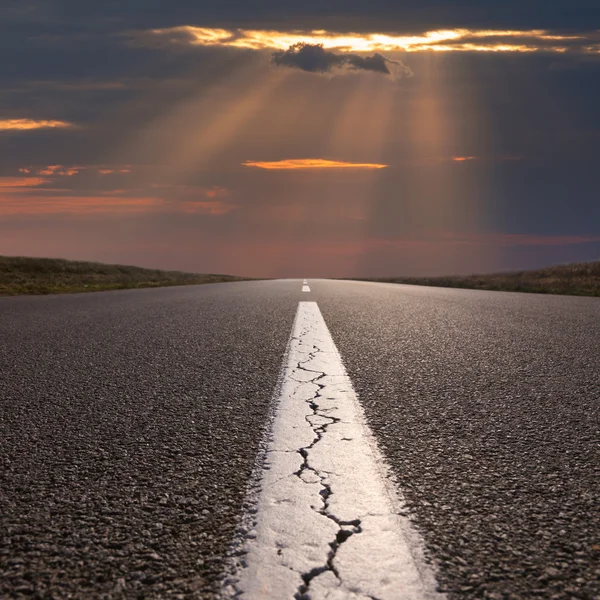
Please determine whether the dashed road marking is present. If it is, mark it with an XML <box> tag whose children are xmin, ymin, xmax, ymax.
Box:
<box><xmin>302</xmin><ymin>285</ymin><xmax>311</xmax><ymax>292</ymax></box>
<box><xmin>229</xmin><ymin>301</ymin><xmax>443</xmax><ymax>600</ymax></box>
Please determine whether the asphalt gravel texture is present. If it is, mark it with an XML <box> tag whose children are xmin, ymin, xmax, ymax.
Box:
<box><xmin>0</xmin><ymin>281</ymin><xmax>298</xmax><ymax>599</ymax></box>
<box><xmin>317</xmin><ymin>280</ymin><xmax>600</xmax><ymax>600</ymax></box>
<box><xmin>1</xmin><ymin>279</ymin><xmax>599</xmax><ymax>599</ymax></box>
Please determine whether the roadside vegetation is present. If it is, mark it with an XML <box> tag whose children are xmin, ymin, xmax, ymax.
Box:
<box><xmin>356</xmin><ymin>261</ymin><xmax>600</xmax><ymax>297</ymax></box>
<box><xmin>0</xmin><ymin>256</ymin><xmax>249</xmax><ymax>296</ymax></box>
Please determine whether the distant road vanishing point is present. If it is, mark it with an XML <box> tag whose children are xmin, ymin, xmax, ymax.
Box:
<box><xmin>1</xmin><ymin>279</ymin><xmax>598</xmax><ymax>599</ymax></box>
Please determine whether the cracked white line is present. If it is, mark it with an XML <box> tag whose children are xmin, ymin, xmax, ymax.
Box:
<box><xmin>230</xmin><ymin>302</ymin><xmax>444</xmax><ymax>600</ymax></box>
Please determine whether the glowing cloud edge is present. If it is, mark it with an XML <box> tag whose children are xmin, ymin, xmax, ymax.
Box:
<box><xmin>146</xmin><ymin>26</ymin><xmax>600</xmax><ymax>54</ymax></box>
<box><xmin>242</xmin><ymin>159</ymin><xmax>389</xmax><ymax>170</ymax></box>
<box><xmin>0</xmin><ymin>119</ymin><xmax>74</xmax><ymax>131</ymax></box>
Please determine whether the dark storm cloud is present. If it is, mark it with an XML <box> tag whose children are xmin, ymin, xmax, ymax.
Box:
<box><xmin>271</xmin><ymin>43</ymin><xmax>413</xmax><ymax>77</ymax></box>
<box><xmin>271</xmin><ymin>43</ymin><xmax>350</xmax><ymax>73</ymax></box>
<box><xmin>346</xmin><ymin>53</ymin><xmax>393</xmax><ymax>74</ymax></box>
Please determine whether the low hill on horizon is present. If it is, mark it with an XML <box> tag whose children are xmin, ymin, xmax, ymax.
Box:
<box><xmin>0</xmin><ymin>255</ymin><xmax>248</xmax><ymax>296</ymax></box>
<box><xmin>3</xmin><ymin>255</ymin><xmax>599</xmax><ymax>297</ymax></box>
<box><xmin>355</xmin><ymin>260</ymin><xmax>600</xmax><ymax>297</ymax></box>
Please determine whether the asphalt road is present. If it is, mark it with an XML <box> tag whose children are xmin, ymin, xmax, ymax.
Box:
<box><xmin>1</xmin><ymin>280</ymin><xmax>599</xmax><ymax>599</ymax></box>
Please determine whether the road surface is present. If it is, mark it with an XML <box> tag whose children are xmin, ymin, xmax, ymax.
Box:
<box><xmin>0</xmin><ymin>280</ymin><xmax>598</xmax><ymax>599</ymax></box>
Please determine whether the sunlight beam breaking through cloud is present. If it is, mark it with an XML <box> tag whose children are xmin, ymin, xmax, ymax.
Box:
<box><xmin>143</xmin><ymin>26</ymin><xmax>600</xmax><ymax>54</ymax></box>
<box><xmin>242</xmin><ymin>158</ymin><xmax>388</xmax><ymax>170</ymax></box>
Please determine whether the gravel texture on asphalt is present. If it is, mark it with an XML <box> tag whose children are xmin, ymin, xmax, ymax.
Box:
<box><xmin>316</xmin><ymin>280</ymin><xmax>600</xmax><ymax>600</ymax></box>
<box><xmin>0</xmin><ymin>281</ymin><xmax>298</xmax><ymax>599</ymax></box>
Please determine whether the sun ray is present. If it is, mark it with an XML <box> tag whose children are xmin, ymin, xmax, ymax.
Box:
<box><xmin>119</xmin><ymin>59</ymin><xmax>289</xmax><ymax>184</ymax></box>
<box><xmin>385</xmin><ymin>53</ymin><xmax>498</xmax><ymax>273</ymax></box>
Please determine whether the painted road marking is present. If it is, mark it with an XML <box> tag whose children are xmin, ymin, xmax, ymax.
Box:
<box><xmin>230</xmin><ymin>302</ymin><xmax>443</xmax><ymax>599</ymax></box>
<box><xmin>302</xmin><ymin>285</ymin><xmax>311</xmax><ymax>292</ymax></box>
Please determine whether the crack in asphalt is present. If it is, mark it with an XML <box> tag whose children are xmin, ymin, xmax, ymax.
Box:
<box><xmin>290</xmin><ymin>355</ymin><xmax>365</xmax><ymax>600</ymax></box>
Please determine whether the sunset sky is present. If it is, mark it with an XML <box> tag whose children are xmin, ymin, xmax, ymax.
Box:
<box><xmin>1</xmin><ymin>1</ymin><xmax>599</xmax><ymax>277</ymax></box>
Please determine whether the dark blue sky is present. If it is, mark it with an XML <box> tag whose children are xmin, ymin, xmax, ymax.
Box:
<box><xmin>0</xmin><ymin>1</ymin><xmax>599</xmax><ymax>276</ymax></box>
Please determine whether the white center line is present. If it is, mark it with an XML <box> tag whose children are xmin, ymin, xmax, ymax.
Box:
<box><xmin>229</xmin><ymin>301</ymin><xmax>443</xmax><ymax>600</ymax></box>
<box><xmin>302</xmin><ymin>284</ymin><xmax>311</xmax><ymax>292</ymax></box>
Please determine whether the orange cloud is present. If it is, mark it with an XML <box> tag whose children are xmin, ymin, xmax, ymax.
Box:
<box><xmin>98</xmin><ymin>168</ymin><xmax>131</xmax><ymax>175</ymax></box>
<box><xmin>178</xmin><ymin>200</ymin><xmax>235</xmax><ymax>215</ymax></box>
<box><xmin>155</xmin><ymin>184</ymin><xmax>234</xmax><ymax>214</ymax></box>
<box><xmin>422</xmin><ymin>155</ymin><xmax>524</xmax><ymax>164</ymax></box>
<box><xmin>19</xmin><ymin>164</ymin><xmax>133</xmax><ymax>177</ymax></box>
<box><xmin>243</xmin><ymin>158</ymin><xmax>388</xmax><ymax>170</ymax></box>
<box><xmin>0</xmin><ymin>183</ymin><xmax>235</xmax><ymax>217</ymax></box>
<box><xmin>0</xmin><ymin>119</ymin><xmax>73</xmax><ymax>131</ymax></box>
<box><xmin>205</xmin><ymin>185</ymin><xmax>229</xmax><ymax>198</ymax></box>
<box><xmin>145</xmin><ymin>26</ymin><xmax>599</xmax><ymax>54</ymax></box>
<box><xmin>0</xmin><ymin>195</ymin><xmax>161</xmax><ymax>216</ymax></box>
<box><xmin>0</xmin><ymin>177</ymin><xmax>49</xmax><ymax>188</ymax></box>
<box><xmin>38</xmin><ymin>165</ymin><xmax>81</xmax><ymax>176</ymax></box>
<box><xmin>149</xmin><ymin>183</ymin><xmax>231</xmax><ymax>199</ymax></box>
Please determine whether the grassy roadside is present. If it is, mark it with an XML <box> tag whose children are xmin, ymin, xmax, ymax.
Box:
<box><xmin>352</xmin><ymin>261</ymin><xmax>600</xmax><ymax>297</ymax></box>
<box><xmin>0</xmin><ymin>256</ymin><xmax>251</xmax><ymax>296</ymax></box>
